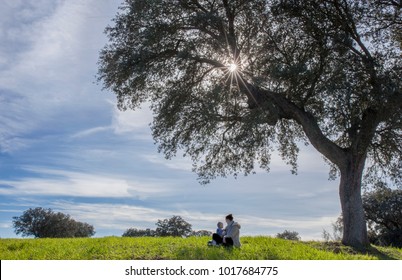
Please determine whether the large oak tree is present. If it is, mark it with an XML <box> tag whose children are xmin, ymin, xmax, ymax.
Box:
<box><xmin>98</xmin><ymin>0</ymin><xmax>401</xmax><ymax>248</ymax></box>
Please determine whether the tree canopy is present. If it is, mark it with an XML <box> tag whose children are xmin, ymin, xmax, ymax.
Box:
<box><xmin>122</xmin><ymin>217</ymin><xmax>212</xmax><ymax>237</ymax></box>
<box><xmin>155</xmin><ymin>215</ymin><xmax>193</xmax><ymax>237</ymax></box>
<box><xmin>12</xmin><ymin>207</ymin><xmax>95</xmax><ymax>238</ymax></box>
<box><xmin>363</xmin><ymin>186</ymin><xmax>402</xmax><ymax>247</ymax></box>
<box><xmin>276</xmin><ymin>230</ymin><xmax>301</xmax><ymax>241</ymax></box>
<box><xmin>122</xmin><ymin>228</ymin><xmax>156</xmax><ymax>237</ymax></box>
<box><xmin>98</xmin><ymin>0</ymin><xmax>401</xmax><ymax>248</ymax></box>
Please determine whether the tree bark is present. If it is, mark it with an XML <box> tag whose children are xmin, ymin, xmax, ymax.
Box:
<box><xmin>339</xmin><ymin>153</ymin><xmax>369</xmax><ymax>248</ymax></box>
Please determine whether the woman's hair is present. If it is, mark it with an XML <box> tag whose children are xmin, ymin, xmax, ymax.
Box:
<box><xmin>225</xmin><ymin>214</ymin><xmax>233</xmax><ymax>221</ymax></box>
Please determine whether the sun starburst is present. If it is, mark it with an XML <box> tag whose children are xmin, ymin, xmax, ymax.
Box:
<box><xmin>228</xmin><ymin>62</ymin><xmax>238</xmax><ymax>72</ymax></box>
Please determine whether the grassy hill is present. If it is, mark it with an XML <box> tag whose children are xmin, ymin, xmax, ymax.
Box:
<box><xmin>1</xmin><ymin>236</ymin><xmax>401</xmax><ymax>260</ymax></box>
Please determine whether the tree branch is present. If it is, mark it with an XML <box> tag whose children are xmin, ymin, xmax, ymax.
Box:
<box><xmin>237</xmin><ymin>78</ymin><xmax>347</xmax><ymax>166</ymax></box>
<box><xmin>222</xmin><ymin>0</ymin><xmax>239</xmax><ymax>59</ymax></box>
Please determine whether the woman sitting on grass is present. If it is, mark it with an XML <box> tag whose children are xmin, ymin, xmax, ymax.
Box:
<box><xmin>211</xmin><ymin>214</ymin><xmax>241</xmax><ymax>247</ymax></box>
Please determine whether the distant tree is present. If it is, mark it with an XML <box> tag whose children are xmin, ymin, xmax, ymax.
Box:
<box><xmin>155</xmin><ymin>216</ymin><xmax>192</xmax><ymax>237</ymax></box>
<box><xmin>190</xmin><ymin>230</ymin><xmax>213</xmax><ymax>237</ymax></box>
<box><xmin>12</xmin><ymin>207</ymin><xmax>95</xmax><ymax>238</ymax></box>
<box><xmin>276</xmin><ymin>230</ymin><xmax>301</xmax><ymax>241</ymax></box>
<box><xmin>322</xmin><ymin>215</ymin><xmax>343</xmax><ymax>242</ymax></box>
<box><xmin>363</xmin><ymin>186</ymin><xmax>402</xmax><ymax>247</ymax></box>
<box><xmin>98</xmin><ymin>0</ymin><xmax>402</xmax><ymax>248</ymax></box>
<box><xmin>122</xmin><ymin>228</ymin><xmax>156</xmax><ymax>237</ymax></box>
<box><xmin>322</xmin><ymin>229</ymin><xmax>331</xmax><ymax>243</ymax></box>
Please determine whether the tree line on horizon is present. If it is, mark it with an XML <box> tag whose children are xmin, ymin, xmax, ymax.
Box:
<box><xmin>122</xmin><ymin>215</ymin><xmax>212</xmax><ymax>237</ymax></box>
<box><xmin>10</xmin><ymin>186</ymin><xmax>402</xmax><ymax>247</ymax></box>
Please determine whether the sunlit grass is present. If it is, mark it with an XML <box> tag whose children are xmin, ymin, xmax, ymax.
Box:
<box><xmin>1</xmin><ymin>236</ymin><xmax>401</xmax><ymax>260</ymax></box>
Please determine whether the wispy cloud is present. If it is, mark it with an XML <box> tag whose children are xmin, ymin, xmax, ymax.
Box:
<box><xmin>0</xmin><ymin>167</ymin><xmax>171</xmax><ymax>199</ymax></box>
<box><xmin>69</xmin><ymin>101</ymin><xmax>153</xmax><ymax>140</ymax></box>
<box><xmin>111</xmin><ymin>104</ymin><xmax>153</xmax><ymax>138</ymax></box>
<box><xmin>0</xmin><ymin>0</ymin><xmax>119</xmax><ymax>153</ymax></box>
<box><xmin>143</xmin><ymin>154</ymin><xmax>194</xmax><ymax>172</ymax></box>
<box><xmin>70</xmin><ymin>126</ymin><xmax>112</xmax><ymax>139</ymax></box>
<box><xmin>51</xmin><ymin>201</ymin><xmax>178</xmax><ymax>231</ymax></box>
<box><xmin>0</xmin><ymin>223</ymin><xmax>12</xmax><ymax>229</ymax></box>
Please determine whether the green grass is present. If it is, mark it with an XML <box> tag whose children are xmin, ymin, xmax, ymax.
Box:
<box><xmin>1</xmin><ymin>236</ymin><xmax>401</xmax><ymax>260</ymax></box>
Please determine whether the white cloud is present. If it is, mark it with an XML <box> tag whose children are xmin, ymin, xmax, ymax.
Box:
<box><xmin>0</xmin><ymin>92</ymin><xmax>38</xmax><ymax>152</ymax></box>
<box><xmin>143</xmin><ymin>154</ymin><xmax>194</xmax><ymax>172</ymax></box>
<box><xmin>111</xmin><ymin>105</ymin><xmax>153</xmax><ymax>139</ymax></box>
<box><xmin>51</xmin><ymin>201</ymin><xmax>176</xmax><ymax>231</ymax></box>
<box><xmin>68</xmin><ymin>100</ymin><xmax>153</xmax><ymax>140</ymax></box>
<box><xmin>0</xmin><ymin>223</ymin><xmax>12</xmax><ymax>229</ymax></box>
<box><xmin>0</xmin><ymin>167</ymin><xmax>171</xmax><ymax>199</ymax></box>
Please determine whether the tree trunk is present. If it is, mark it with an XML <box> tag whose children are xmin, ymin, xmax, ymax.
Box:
<box><xmin>339</xmin><ymin>153</ymin><xmax>369</xmax><ymax>248</ymax></box>
<box><xmin>242</xmin><ymin>84</ymin><xmax>374</xmax><ymax>248</ymax></box>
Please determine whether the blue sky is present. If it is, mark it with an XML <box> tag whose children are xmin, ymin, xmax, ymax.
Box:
<box><xmin>0</xmin><ymin>0</ymin><xmax>341</xmax><ymax>240</ymax></box>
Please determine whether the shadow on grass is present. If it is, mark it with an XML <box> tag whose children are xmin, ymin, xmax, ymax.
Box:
<box><xmin>362</xmin><ymin>246</ymin><xmax>398</xmax><ymax>260</ymax></box>
<box><xmin>308</xmin><ymin>241</ymin><xmax>399</xmax><ymax>260</ymax></box>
